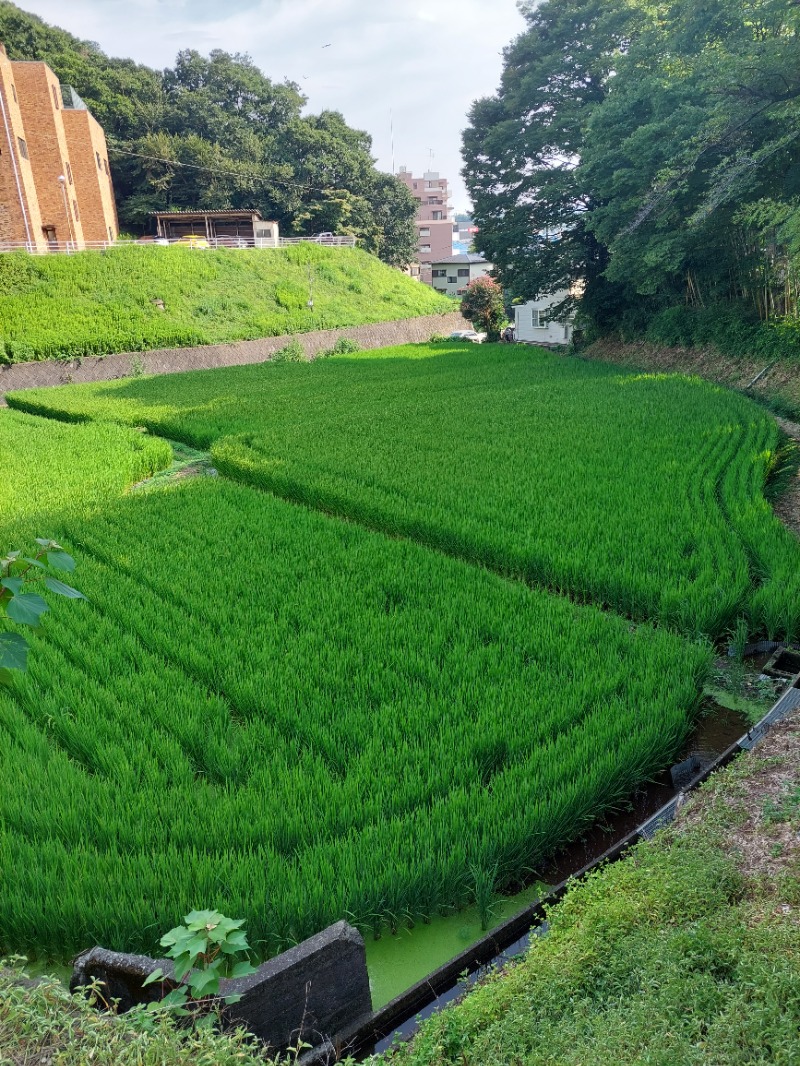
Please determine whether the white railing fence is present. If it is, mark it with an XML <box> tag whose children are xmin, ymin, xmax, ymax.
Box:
<box><xmin>0</xmin><ymin>234</ymin><xmax>358</xmax><ymax>255</ymax></box>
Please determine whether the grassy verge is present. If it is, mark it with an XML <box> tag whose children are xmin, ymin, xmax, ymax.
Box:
<box><xmin>384</xmin><ymin>710</ymin><xmax>800</xmax><ymax>1066</ymax></box>
<box><xmin>0</xmin><ymin>244</ymin><xmax>452</xmax><ymax>363</ymax></box>
<box><xmin>0</xmin><ymin>964</ymin><xmax>283</xmax><ymax>1065</ymax></box>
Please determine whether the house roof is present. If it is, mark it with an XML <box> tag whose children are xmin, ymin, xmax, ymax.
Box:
<box><xmin>430</xmin><ymin>253</ymin><xmax>490</xmax><ymax>266</ymax></box>
<box><xmin>151</xmin><ymin>209</ymin><xmax>267</xmax><ymax>220</ymax></box>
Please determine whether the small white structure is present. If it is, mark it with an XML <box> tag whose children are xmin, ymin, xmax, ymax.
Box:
<box><xmin>514</xmin><ymin>292</ymin><xmax>574</xmax><ymax>346</ymax></box>
<box><xmin>430</xmin><ymin>253</ymin><xmax>491</xmax><ymax>296</ymax></box>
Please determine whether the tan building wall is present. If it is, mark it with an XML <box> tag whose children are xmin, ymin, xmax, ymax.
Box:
<box><xmin>397</xmin><ymin>167</ymin><xmax>454</xmax><ymax>284</ymax></box>
<box><xmin>62</xmin><ymin>108</ymin><xmax>118</xmax><ymax>244</ymax></box>
<box><xmin>11</xmin><ymin>60</ymin><xmax>85</xmax><ymax>249</ymax></box>
<box><xmin>0</xmin><ymin>45</ymin><xmax>45</xmax><ymax>249</ymax></box>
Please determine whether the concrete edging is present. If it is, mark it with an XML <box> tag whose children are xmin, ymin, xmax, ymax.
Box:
<box><xmin>0</xmin><ymin>312</ymin><xmax>464</xmax><ymax>396</ymax></box>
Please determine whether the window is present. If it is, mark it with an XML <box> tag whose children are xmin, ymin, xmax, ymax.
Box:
<box><xmin>96</xmin><ymin>151</ymin><xmax>102</xmax><ymax>170</ymax></box>
<box><xmin>42</xmin><ymin>225</ymin><xmax>57</xmax><ymax>248</ymax></box>
<box><xmin>448</xmin><ymin>276</ymin><xmax>457</xmax><ymax>284</ymax></box>
<box><xmin>11</xmin><ymin>83</ymin><xmax>16</xmax><ymax>102</ymax></box>
<box><xmin>531</xmin><ymin>309</ymin><xmax>548</xmax><ymax>329</ymax></box>
<box><xmin>108</xmin><ymin>225</ymin><xmax>114</xmax><ymax>241</ymax></box>
<box><xmin>432</xmin><ymin>269</ymin><xmax>446</xmax><ymax>278</ymax></box>
<box><xmin>432</xmin><ymin>211</ymin><xmax>442</xmax><ymax>220</ymax></box>
<box><xmin>457</xmin><ymin>268</ymin><xmax>470</xmax><ymax>277</ymax></box>
<box><xmin>457</xmin><ymin>288</ymin><xmax>468</xmax><ymax>295</ymax></box>
<box><xmin>73</xmin><ymin>199</ymin><xmax>80</xmax><ymax>221</ymax></box>
<box><xmin>419</xmin><ymin>227</ymin><xmax>430</xmax><ymax>237</ymax></box>
<box><xmin>65</xmin><ymin>161</ymin><xmax>73</xmax><ymax>184</ymax></box>
<box><xmin>17</xmin><ymin>136</ymin><xmax>28</xmax><ymax>159</ymax></box>
<box><xmin>419</xmin><ymin>244</ymin><xmax>431</xmax><ymax>253</ymax></box>
<box><xmin>103</xmin><ymin>158</ymin><xmax>109</xmax><ymax>175</ymax></box>
<box><xmin>413</xmin><ymin>182</ymin><xmax>418</xmax><ymax>189</ymax></box>
<box><xmin>51</xmin><ymin>84</ymin><xmax>59</xmax><ymax>109</ymax></box>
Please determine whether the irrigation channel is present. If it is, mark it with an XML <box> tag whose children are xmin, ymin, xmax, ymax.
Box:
<box><xmin>344</xmin><ymin>647</ymin><xmax>800</xmax><ymax>1061</ymax></box>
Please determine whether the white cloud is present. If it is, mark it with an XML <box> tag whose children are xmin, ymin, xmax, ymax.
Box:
<box><xmin>15</xmin><ymin>0</ymin><xmax>526</xmax><ymax>211</ymax></box>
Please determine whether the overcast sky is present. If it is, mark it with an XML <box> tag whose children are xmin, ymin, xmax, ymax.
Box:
<box><xmin>18</xmin><ymin>0</ymin><xmax>526</xmax><ymax>213</ymax></box>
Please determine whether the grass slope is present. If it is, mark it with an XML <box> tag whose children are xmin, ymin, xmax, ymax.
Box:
<box><xmin>12</xmin><ymin>343</ymin><xmax>800</xmax><ymax>640</ymax></box>
<box><xmin>0</xmin><ymin>243</ymin><xmax>452</xmax><ymax>363</ymax></box>
<box><xmin>385</xmin><ymin>712</ymin><xmax>800</xmax><ymax>1066</ymax></box>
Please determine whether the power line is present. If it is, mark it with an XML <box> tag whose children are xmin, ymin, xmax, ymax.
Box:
<box><xmin>107</xmin><ymin>145</ymin><xmax>324</xmax><ymax>193</ymax></box>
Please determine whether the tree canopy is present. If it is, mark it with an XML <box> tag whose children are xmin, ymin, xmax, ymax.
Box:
<box><xmin>0</xmin><ymin>3</ymin><xmax>417</xmax><ymax>266</ymax></box>
<box><xmin>463</xmin><ymin>0</ymin><xmax>800</xmax><ymax>337</ymax></box>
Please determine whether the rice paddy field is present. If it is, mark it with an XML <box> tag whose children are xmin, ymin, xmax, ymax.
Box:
<box><xmin>11</xmin><ymin>343</ymin><xmax>800</xmax><ymax>641</ymax></box>
<box><xmin>0</xmin><ymin>341</ymin><xmax>795</xmax><ymax>966</ymax></box>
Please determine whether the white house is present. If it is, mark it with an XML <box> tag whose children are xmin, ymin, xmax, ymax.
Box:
<box><xmin>514</xmin><ymin>291</ymin><xmax>574</xmax><ymax>346</ymax></box>
<box><xmin>430</xmin><ymin>253</ymin><xmax>492</xmax><ymax>296</ymax></box>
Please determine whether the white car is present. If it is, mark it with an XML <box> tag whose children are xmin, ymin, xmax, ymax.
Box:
<box><xmin>449</xmin><ymin>329</ymin><xmax>487</xmax><ymax>344</ymax></box>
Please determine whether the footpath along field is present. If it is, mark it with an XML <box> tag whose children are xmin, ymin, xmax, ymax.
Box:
<box><xmin>0</xmin><ymin>412</ymin><xmax>708</xmax><ymax>959</ymax></box>
<box><xmin>12</xmin><ymin>343</ymin><xmax>800</xmax><ymax>641</ymax></box>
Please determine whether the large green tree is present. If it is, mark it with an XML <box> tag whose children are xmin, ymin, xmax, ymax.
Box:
<box><xmin>462</xmin><ymin>0</ymin><xmax>800</xmax><ymax>332</ymax></box>
<box><xmin>0</xmin><ymin>4</ymin><xmax>416</xmax><ymax>265</ymax></box>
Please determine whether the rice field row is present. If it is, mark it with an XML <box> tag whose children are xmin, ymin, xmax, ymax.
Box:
<box><xmin>0</xmin><ymin>408</ymin><xmax>171</xmax><ymax>536</ymax></box>
<box><xmin>11</xmin><ymin>344</ymin><xmax>798</xmax><ymax>639</ymax></box>
<box><xmin>0</xmin><ymin>476</ymin><xmax>709</xmax><ymax>960</ymax></box>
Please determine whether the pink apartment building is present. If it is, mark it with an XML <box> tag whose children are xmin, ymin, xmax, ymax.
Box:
<box><xmin>397</xmin><ymin>166</ymin><xmax>453</xmax><ymax>284</ymax></box>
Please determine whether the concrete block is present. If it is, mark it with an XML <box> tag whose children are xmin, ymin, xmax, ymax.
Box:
<box><xmin>70</xmin><ymin>920</ymin><xmax>372</xmax><ymax>1055</ymax></box>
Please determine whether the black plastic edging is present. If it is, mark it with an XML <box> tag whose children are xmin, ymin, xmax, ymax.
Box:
<box><xmin>317</xmin><ymin>673</ymin><xmax>800</xmax><ymax>1063</ymax></box>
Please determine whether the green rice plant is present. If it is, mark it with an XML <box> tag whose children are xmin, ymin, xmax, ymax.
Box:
<box><xmin>13</xmin><ymin>345</ymin><xmax>798</xmax><ymax>639</ymax></box>
<box><xmin>0</xmin><ymin>478</ymin><xmax>710</xmax><ymax>961</ymax></box>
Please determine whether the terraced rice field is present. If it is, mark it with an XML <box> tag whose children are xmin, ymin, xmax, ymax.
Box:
<box><xmin>12</xmin><ymin>344</ymin><xmax>800</xmax><ymax>640</ymax></box>
<box><xmin>1</xmin><ymin>341</ymin><xmax>795</xmax><ymax>962</ymax></box>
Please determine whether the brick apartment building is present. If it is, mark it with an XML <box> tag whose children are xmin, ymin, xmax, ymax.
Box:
<box><xmin>397</xmin><ymin>166</ymin><xmax>453</xmax><ymax>285</ymax></box>
<box><xmin>0</xmin><ymin>42</ymin><xmax>118</xmax><ymax>251</ymax></box>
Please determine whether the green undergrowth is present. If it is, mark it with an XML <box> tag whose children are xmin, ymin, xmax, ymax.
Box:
<box><xmin>384</xmin><ymin>735</ymin><xmax>800</xmax><ymax>1066</ymax></box>
<box><xmin>11</xmin><ymin>343</ymin><xmax>800</xmax><ymax>640</ymax></box>
<box><xmin>0</xmin><ymin>244</ymin><xmax>451</xmax><ymax>362</ymax></box>
<box><xmin>0</xmin><ymin>964</ymin><xmax>285</xmax><ymax>1065</ymax></box>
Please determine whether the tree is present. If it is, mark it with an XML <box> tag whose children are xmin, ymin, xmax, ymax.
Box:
<box><xmin>461</xmin><ymin>277</ymin><xmax>506</xmax><ymax>341</ymax></box>
<box><xmin>0</xmin><ymin>2</ymin><xmax>416</xmax><ymax>266</ymax></box>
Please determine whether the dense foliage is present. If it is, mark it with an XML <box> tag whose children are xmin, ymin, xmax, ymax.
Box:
<box><xmin>12</xmin><ymin>344</ymin><xmax>800</xmax><ymax>640</ymax></box>
<box><xmin>0</xmin><ymin>462</ymin><xmax>706</xmax><ymax>957</ymax></box>
<box><xmin>0</xmin><ymin>244</ymin><xmax>451</xmax><ymax>362</ymax></box>
<box><xmin>0</xmin><ymin>2</ymin><xmax>418</xmax><ymax>265</ymax></box>
<box><xmin>460</xmin><ymin>277</ymin><xmax>505</xmax><ymax>340</ymax></box>
<box><xmin>464</xmin><ymin>0</ymin><xmax>800</xmax><ymax>345</ymax></box>
<box><xmin>383</xmin><ymin>737</ymin><xmax>800</xmax><ymax>1066</ymax></box>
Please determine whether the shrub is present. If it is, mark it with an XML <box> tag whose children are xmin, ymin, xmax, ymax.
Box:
<box><xmin>460</xmin><ymin>277</ymin><xmax>506</xmax><ymax>341</ymax></box>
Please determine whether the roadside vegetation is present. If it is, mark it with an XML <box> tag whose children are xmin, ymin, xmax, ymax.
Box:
<box><xmin>0</xmin><ymin>244</ymin><xmax>451</xmax><ymax>363</ymax></box>
<box><xmin>12</xmin><ymin>344</ymin><xmax>800</xmax><ymax>641</ymax></box>
<box><xmin>384</xmin><ymin>711</ymin><xmax>800</xmax><ymax>1066</ymax></box>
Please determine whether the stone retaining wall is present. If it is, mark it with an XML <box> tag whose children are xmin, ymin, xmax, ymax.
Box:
<box><xmin>0</xmin><ymin>312</ymin><xmax>463</xmax><ymax>396</ymax></box>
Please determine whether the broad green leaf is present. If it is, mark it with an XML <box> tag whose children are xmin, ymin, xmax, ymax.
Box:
<box><xmin>188</xmin><ymin>967</ymin><xmax>219</xmax><ymax>997</ymax></box>
<box><xmin>22</xmin><ymin>557</ymin><xmax>46</xmax><ymax>570</ymax></box>
<box><xmin>1</xmin><ymin>578</ymin><xmax>23</xmax><ymax>595</ymax></box>
<box><xmin>230</xmin><ymin>960</ymin><xmax>257</xmax><ymax>979</ymax></box>
<box><xmin>44</xmin><ymin>578</ymin><xmax>86</xmax><ymax>600</ymax></box>
<box><xmin>6</xmin><ymin>593</ymin><xmax>49</xmax><ymax>627</ymax></box>
<box><xmin>0</xmin><ymin>632</ymin><xmax>28</xmax><ymax>672</ymax></box>
<box><xmin>46</xmin><ymin>551</ymin><xmax>76</xmax><ymax>573</ymax></box>
<box><xmin>142</xmin><ymin>967</ymin><xmax>164</xmax><ymax>987</ymax></box>
<box><xmin>223</xmin><ymin>992</ymin><xmax>243</xmax><ymax>1005</ymax></box>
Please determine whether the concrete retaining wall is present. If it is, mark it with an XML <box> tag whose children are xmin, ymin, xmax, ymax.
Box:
<box><xmin>71</xmin><ymin>920</ymin><xmax>372</xmax><ymax>1057</ymax></box>
<box><xmin>0</xmin><ymin>312</ymin><xmax>463</xmax><ymax>396</ymax></box>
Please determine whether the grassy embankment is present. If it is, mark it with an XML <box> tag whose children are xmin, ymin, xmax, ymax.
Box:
<box><xmin>0</xmin><ymin>243</ymin><xmax>452</xmax><ymax>363</ymax></box>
